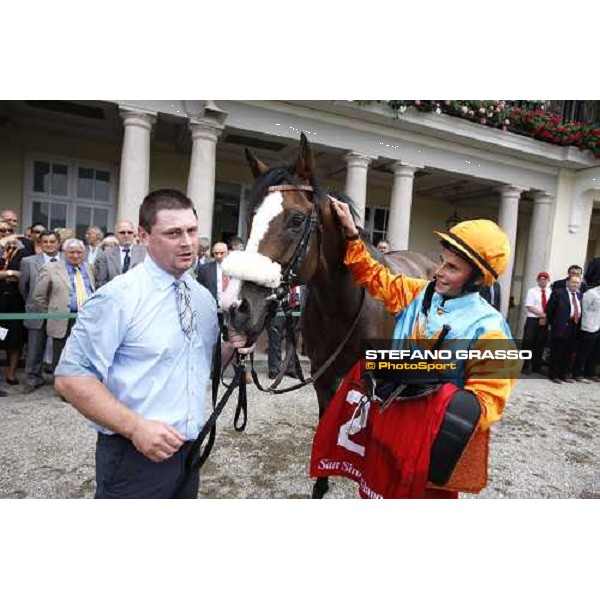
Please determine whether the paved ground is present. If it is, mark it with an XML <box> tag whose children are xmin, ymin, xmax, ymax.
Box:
<box><xmin>0</xmin><ymin>360</ymin><xmax>598</xmax><ymax>499</ymax></box>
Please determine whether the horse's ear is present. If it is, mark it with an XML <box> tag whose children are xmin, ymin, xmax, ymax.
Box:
<box><xmin>245</xmin><ymin>148</ymin><xmax>269</xmax><ymax>179</ymax></box>
<box><xmin>295</xmin><ymin>132</ymin><xmax>315</xmax><ymax>180</ymax></box>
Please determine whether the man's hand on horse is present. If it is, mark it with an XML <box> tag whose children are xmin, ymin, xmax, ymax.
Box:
<box><xmin>329</xmin><ymin>196</ymin><xmax>359</xmax><ymax>238</ymax></box>
<box><xmin>228</xmin><ymin>330</ymin><xmax>255</xmax><ymax>355</ymax></box>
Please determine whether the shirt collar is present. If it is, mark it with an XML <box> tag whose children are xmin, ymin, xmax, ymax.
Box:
<box><xmin>432</xmin><ymin>290</ymin><xmax>481</xmax><ymax>311</ymax></box>
<box><xmin>66</xmin><ymin>262</ymin><xmax>84</xmax><ymax>273</ymax></box>
<box><xmin>143</xmin><ymin>255</ymin><xmax>194</xmax><ymax>292</ymax></box>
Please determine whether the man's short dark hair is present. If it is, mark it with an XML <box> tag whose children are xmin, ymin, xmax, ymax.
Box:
<box><xmin>568</xmin><ymin>264</ymin><xmax>582</xmax><ymax>273</ymax></box>
<box><xmin>41</xmin><ymin>231</ymin><xmax>59</xmax><ymax>242</ymax></box>
<box><xmin>139</xmin><ymin>189</ymin><xmax>197</xmax><ymax>233</ymax></box>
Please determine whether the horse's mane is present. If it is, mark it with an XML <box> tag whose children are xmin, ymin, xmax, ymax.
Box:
<box><xmin>246</xmin><ymin>165</ymin><xmax>360</xmax><ymax>221</ymax></box>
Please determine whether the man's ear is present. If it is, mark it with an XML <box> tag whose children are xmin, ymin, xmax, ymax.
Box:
<box><xmin>137</xmin><ymin>225</ymin><xmax>150</xmax><ymax>247</ymax></box>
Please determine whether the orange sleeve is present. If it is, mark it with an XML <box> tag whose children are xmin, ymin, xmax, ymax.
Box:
<box><xmin>345</xmin><ymin>239</ymin><xmax>429</xmax><ymax>314</ymax></box>
<box><xmin>463</xmin><ymin>331</ymin><xmax>520</xmax><ymax>430</ymax></box>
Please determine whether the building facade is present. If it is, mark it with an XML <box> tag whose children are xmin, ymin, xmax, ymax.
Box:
<box><xmin>1</xmin><ymin>99</ymin><xmax>600</xmax><ymax>331</ymax></box>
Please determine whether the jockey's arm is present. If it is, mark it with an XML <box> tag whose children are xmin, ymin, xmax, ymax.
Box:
<box><xmin>330</xmin><ymin>196</ymin><xmax>426</xmax><ymax>313</ymax></box>
<box><xmin>344</xmin><ymin>238</ymin><xmax>428</xmax><ymax>314</ymax></box>
<box><xmin>463</xmin><ymin>331</ymin><xmax>520</xmax><ymax>430</ymax></box>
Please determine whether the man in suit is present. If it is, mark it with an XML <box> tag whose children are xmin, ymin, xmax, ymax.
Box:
<box><xmin>94</xmin><ymin>220</ymin><xmax>145</xmax><ymax>287</ymax></box>
<box><xmin>197</xmin><ymin>237</ymin><xmax>212</xmax><ymax>266</ymax></box>
<box><xmin>552</xmin><ymin>264</ymin><xmax>587</xmax><ymax>294</ymax></box>
<box><xmin>33</xmin><ymin>238</ymin><xmax>95</xmax><ymax>372</ymax></box>
<box><xmin>84</xmin><ymin>225</ymin><xmax>104</xmax><ymax>266</ymax></box>
<box><xmin>521</xmin><ymin>272</ymin><xmax>551</xmax><ymax>375</ymax></box>
<box><xmin>267</xmin><ymin>285</ymin><xmax>303</xmax><ymax>379</ymax></box>
<box><xmin>546</xmin><ymin>273</ymin><xmax>583</xmax><ymax>383</ymax></box>
<box><xmin>196</xmin><ymin>241</ymin><xmax>228</xmax><ymax>305</ymax></box>
<box><xmin>188</xmin><ymin>236</ymin><xmax>212</xmax><ymax>278</ymax></box>
<box><xmin>19</xmin><ymin>231</ymin><xmax>62</xmax><ymax>393</ymax></box>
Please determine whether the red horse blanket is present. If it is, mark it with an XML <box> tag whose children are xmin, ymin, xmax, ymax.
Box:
<box><xmin>310</xmin><ymin>361</ymin><xmax>459</xmax><ymax>498</ymax></box>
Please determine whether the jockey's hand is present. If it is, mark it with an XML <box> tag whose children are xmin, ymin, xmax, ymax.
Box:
<box><xmin>130</xmin><ymin>418</ymin><xmax>185</xmax><ymax>462</ymax></box>
<box><xmin>329</xmin><ymin>196</ymin><xmax>359</xmax><ymax>238</ymax></box>
<box><xmin>228</xmin><ymin>329</ymin><xmax>255</xmax><ymax>355</ymax></box>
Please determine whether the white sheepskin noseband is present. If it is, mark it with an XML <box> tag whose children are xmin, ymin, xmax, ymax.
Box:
<box><xmin>221</xmin><ymin>190</ymin><xmax>285</xmax><ymax>289</ymax></box>
<box><xmin>222</xmin><ymin>250</ymin><xmax>282</xmax><ymax>289</ymax></box>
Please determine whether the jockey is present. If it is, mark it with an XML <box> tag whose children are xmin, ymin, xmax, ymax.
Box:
<box><xmin>321</xmin><ymin>198</ymin><xmax>519</xmax><ymax>497</ymax></box>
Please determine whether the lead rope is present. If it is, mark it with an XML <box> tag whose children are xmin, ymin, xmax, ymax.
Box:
<box><xmin>174</xmin><ymin>343</ymin><xmax>249</xmax><ymax>496</ymax></box>
<box><xmin>250</xmin><ymin>288</ymin><xmax>366</xmax><ymax>394</ymax></box>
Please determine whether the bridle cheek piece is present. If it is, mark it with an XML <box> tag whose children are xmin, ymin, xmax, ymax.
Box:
<box><xmin>265</xmin><ymin>184</ymin><xmax>321</xmax><ymax>308</ymax></box>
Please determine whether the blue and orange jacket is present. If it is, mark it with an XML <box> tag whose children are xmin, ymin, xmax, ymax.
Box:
<box><xmin>345</xmin><ymin>239</ymin><xmax>518</xmax><ymax>430</ymax></box>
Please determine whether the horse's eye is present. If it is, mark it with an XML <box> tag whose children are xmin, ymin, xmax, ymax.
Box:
<box><xmin>287</xmin><ymin>213</ymin><xmax>306</xmax><ymax>229</ymax></box>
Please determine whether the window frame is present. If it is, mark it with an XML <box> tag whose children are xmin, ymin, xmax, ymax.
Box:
<box><xmin>23</xmin><ymin>154</ymin><xmax>117</xmax><ymax>234</ymax></box>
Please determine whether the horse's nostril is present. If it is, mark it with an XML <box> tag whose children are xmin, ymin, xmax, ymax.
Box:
<box><xmin>238</xmin><ymin>297</ymin><xmax>250</xmax><ymax>314</ymax></box>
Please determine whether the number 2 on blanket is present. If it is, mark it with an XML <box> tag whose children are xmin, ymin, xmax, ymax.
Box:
<box><xmin>337</xmin><ymin>390</ymin><xmax>370</xmax><ymax>457</ymax></box>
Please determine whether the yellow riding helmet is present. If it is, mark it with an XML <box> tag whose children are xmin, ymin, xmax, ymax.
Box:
<box><xmin>434</xmin><ymin>219</ymin><xmax>510</xmax><ymax>287</ymax></box>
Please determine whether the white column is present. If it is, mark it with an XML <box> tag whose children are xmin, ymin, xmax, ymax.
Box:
<box><xmin>388</xmin><ymin>162</ymin><xmax>421</xmax><ymax>251</ymax></box>
<box><xmin>344</xmin><ymin>151</ymin><xmax>376</xmax><ymax>227</ymax></box>
<box><xmin>117</xmin><ymin>107</ymin><xmax>156</xmax><ymax>225</ymax></box>
<box><xmin>496</xmin><ymin>185</ymin><xmax>523</xmax><ymax>317</ymax></box>
<box><xmin>187</xmin><ymin>119</ymin><xmax>224</xmax><ymax>241</ymax></box>
<box><xmin>519</xmin><ymin>190</ymin><xmax>554</xmax><ymax>332</ymax></box>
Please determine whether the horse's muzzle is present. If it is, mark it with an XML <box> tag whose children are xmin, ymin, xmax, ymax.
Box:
<box><xmin>227</xmin><ymin>285</ymin><xmax>277</xmax><ymax>344</ymax></box>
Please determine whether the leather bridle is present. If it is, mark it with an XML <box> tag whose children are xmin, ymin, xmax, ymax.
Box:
<box><xmin>251</xmin><ymin>184</ymin><xmax>364</xmax><ymax>394</ymax></box>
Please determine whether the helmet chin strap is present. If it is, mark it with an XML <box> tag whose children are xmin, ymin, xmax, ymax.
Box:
<box><xmin>461</xmin><ymin>271</ymin><xmax>485</xmax><ymax>296</ymax></box>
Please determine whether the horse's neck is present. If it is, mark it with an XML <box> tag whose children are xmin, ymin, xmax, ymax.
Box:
<box><xmin>313</xmin><ymin>219</ymin><xmax>359</xmax><ymax>302</ymax></box>
<box><xmin>307</xmin><ymin>243</ymin><xmax>362</xmax><ymax>320</ymax></box>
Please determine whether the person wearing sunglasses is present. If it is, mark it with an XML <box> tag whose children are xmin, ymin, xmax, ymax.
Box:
<box><xmin>30</xmin><ymin>223</ymin><xmax>47</xmax><ymax>255</ymax></box>
<box><xmin>0</xmin><ymin>219</ymin><xmax>27</xmax><ymax>386</ymax></box>
<box><xmin>94</xmin><ymin>220</ymin><xmax>145</xmax><ymax>288</ymax></box>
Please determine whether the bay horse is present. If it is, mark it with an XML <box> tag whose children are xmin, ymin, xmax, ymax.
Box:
<box><xmin>224</xmin><ymin>133</ymin><xmax>438</xmax><ymax>498</ymax></box>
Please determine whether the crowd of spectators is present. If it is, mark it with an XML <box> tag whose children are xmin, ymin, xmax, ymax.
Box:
<box><xmin>1</xmin><ymin>206</ymin><xmax>598</xmax><ymax>394</ymax></box>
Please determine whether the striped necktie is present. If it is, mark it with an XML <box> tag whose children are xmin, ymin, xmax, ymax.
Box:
<box><xmin>174</xmin><ymin>280</ymin><xmax>194</xmax><ymax>340</ymax></box>
<box><xmin>73</xmin><ymin>266</ymin><xmax>89</xmax><ymax>310</ymax></box>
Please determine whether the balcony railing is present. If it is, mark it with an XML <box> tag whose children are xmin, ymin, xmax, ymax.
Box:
<box><xmin>356</xmin><ymin>101</ymin><xmax>600</xmax><ymax>158</ymax></box>
<box><xmin>506</xmin><ymin>100</ymin><xmax>600</xmax><ymax>125</ymax></box>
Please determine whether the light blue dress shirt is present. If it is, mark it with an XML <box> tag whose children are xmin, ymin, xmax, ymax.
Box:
<box><xmin>65</xmin><ymin>261</ymin><xmax>94</xmax><ymax>312</ymax></box>
<box><xmin>55</xmin><ymin>255</ymin><xmax>220</xmax><ymax>440</ymax></box>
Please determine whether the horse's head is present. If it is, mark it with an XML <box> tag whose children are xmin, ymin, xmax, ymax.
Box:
<box><xmin>222</xmin><ymin>133</ymin><xmax>330</xmax><ymax>342</ymax></box>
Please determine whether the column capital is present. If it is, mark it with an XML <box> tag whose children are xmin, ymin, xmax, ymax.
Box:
<box><xmin>494</xmin><ymin>184</ymin><xmax>524</xmax><ymax>199</ymax></box>
<box><xmin>392</xmin><ymin>161</ymin><xmax>424</xmax><ymax>178</ymax></box>
<box><xmin>196</xmin><ymin>100</ymin><xmax>228</xmax><ymax>126</ymax></box>
<box><xmin>189</xmin><ymin>118</ymin><xmax>225</xmax><ymax>143</ymax></box>
<box><xmin>118</xmin><ymin>106</ymin><xmax>157</xmax><ymax>130</ymax></box>
<box><xmin>345</xmin><ymin>151</ymin><xmax>377</xmax><ymax>169</ymax></box>
<box><xmin>530</xmin><ymin>189</ymin><xmax>554</xmax><ymax>205</ymax></box>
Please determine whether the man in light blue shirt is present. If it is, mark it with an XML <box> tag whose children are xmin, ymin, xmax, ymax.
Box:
<box><xmin>55</xmin><ymin>189</ymin><xmax>251</xmax><ymax>498</ymax></box>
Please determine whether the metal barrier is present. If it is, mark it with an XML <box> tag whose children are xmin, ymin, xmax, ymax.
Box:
<box><xmin>0</xmin><ymin>312</ymin><xmax>77</xmax><ymax>320</ymax></box>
